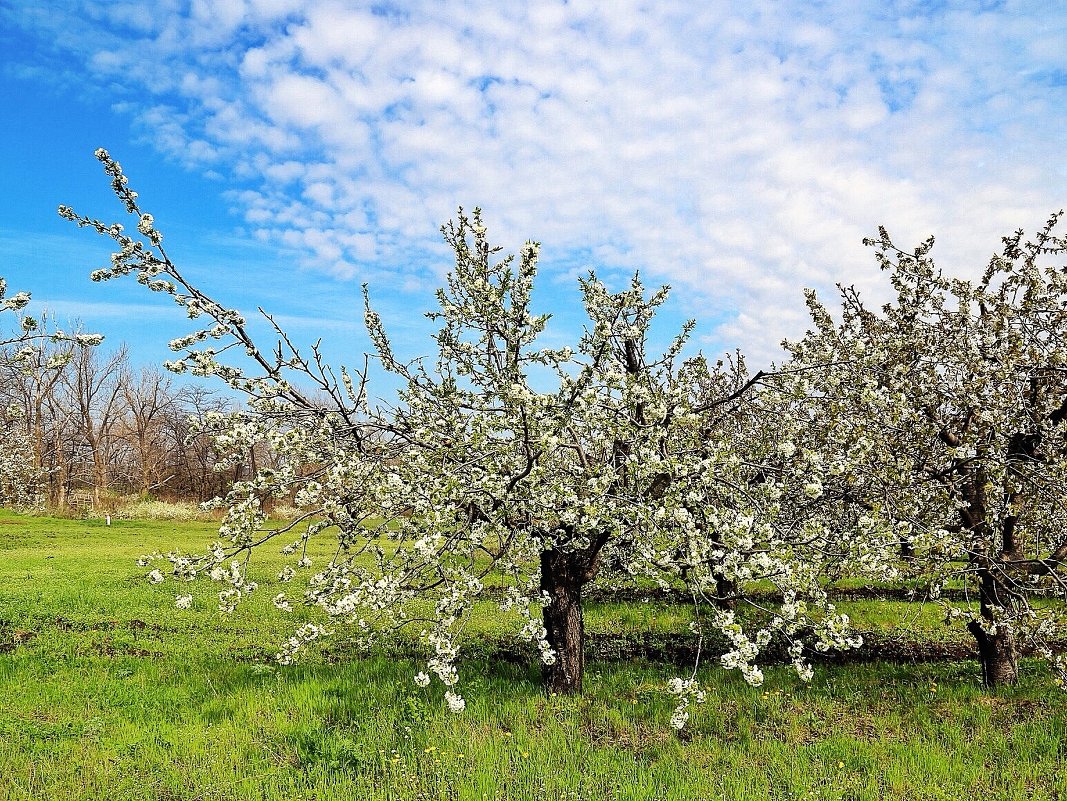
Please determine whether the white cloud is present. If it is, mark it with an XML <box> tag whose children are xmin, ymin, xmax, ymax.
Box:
<box><xmin>9</xmin><ymin>0</ymin><xmax>1067</xmax><ymax>366</ymax></box>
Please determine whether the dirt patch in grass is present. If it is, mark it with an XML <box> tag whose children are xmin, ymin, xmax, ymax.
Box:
<box><xmin>0</xmin><ymin>620</ymin><xmax>37</xmax><ymax>653</ymax></box>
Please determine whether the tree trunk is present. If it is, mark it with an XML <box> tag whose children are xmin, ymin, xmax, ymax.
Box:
<box><xmin>715</xmin><ymin>576</ymin><xmax>738</xmax><ymax>610</ymax></box>
<box><xmin>707</xmin><ymin>527</ymin><xmax>737</xmax><ymax>609</ymax></box>
<box><xmin>958</xmin><ymin>469</ymin><xmax>1019</xmax><ymax>687</ymax></box>
<box><xmin>56</xmin><ymin>454</ymin><xmax>68</xmax><ymax>511</ymax></box>
<box><xmin>967</xmin><ymin>569</ymin><xmax>1019</xmax><ymax>688</ymax></box>
<box><xmin>540</xmin><ymin>549</ymin><xmax>586</xmax><ymax>695</ymax></box>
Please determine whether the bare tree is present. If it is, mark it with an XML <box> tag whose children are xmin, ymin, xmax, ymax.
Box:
<box><xmin>158</xmin><ymin>386</ymin><xmax>235</xmax><ymax>502</ymax></box>
<box><xmin>63</xmin><ymin>345</ymin><xmax>130</xmax><ymax>505</ymax></box>
<box><xmin>120</xmin><ymin>366</ymin><xmax>183</xmax><ymax>496</ymax></box>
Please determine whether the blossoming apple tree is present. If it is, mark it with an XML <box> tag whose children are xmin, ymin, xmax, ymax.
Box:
<box><xmin>61</xmin><ymin>149</ymin><xmax>883</xmax><ymax>719</ymax></box>
<box><xmin>784</xmin><ymin>218</ymin><xmax>1067</xmax><ymax>687</ymax></box>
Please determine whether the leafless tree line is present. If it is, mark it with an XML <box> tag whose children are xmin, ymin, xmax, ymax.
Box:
<box><xmin>0</xmin><ymin>329</ymin><xmax>246</xmax><ymax>509</ymax></box>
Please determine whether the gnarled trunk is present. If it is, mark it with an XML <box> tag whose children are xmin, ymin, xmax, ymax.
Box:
<box><xmin>715</xmin><ymin>576</ymin><xmax>738</xmax><ymax>610</ymax></box>
<box><xmin>540</xmin><ymin>549</ymin><xmax>586</xmax><ymax>695</ymax></box>
<box><xmin>967</xmin><ymin>569</ymin><xmax>1019</xmax><ymax>687</ymax></box>
<box><xmin>959</xmin><ymin>467</ymin><xmax>1019</xmax><ymax>687</ymax></box>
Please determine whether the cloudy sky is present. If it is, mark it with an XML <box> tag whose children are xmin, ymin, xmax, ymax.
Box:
<box><xmin>2</xmin><ymin>0</ymin><xmax>1066</xmax><ymax>386</ymax></box>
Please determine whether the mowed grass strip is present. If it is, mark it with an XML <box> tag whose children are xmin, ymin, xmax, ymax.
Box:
<box><xmin>1</xmin><ymin>509</ymin><xmax>1065</xmax><ymax>800</ymax></box>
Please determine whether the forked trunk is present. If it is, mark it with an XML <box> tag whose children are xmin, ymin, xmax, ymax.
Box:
<box><xmin>967</xmin><ymin>569</ymin><xmax>1019</xmax><ymax>688</ymax></box>
<box><xmin>540</xmin><ymin>550</ymin><xmax>586</xmax><ymax>695</ymax></box>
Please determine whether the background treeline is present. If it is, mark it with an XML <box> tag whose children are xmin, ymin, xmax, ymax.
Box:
<box><xmin>0</xmin><ymin>322</ymin><xmax>250</xmax><ymax>510</ymax></box>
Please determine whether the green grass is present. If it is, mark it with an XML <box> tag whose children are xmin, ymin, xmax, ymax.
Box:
<box><xmin>1</xmin><ymin>508</ymin><xmax>1065</xmax><ymax>800</ymax></box>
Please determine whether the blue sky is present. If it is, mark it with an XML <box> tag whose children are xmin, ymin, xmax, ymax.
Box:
<box><xmin>2</xmin><ymin>0</ymin><xmax>1066</xmax><ymax>395</ymax></box>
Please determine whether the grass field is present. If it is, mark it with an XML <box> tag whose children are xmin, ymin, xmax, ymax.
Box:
<box><xmin>1</xmin><ymin>508</ymin><xmax>1065</xmax><ymax>800</ymax></box>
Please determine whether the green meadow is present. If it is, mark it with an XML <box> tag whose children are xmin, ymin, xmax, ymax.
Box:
<box><xmin>1</xmin><ymin>508</ymin><xmax>1065</xmax><ymax>800</ymax></box>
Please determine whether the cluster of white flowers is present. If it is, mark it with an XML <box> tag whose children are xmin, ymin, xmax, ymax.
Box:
<box><xmin>275</xmin><ymin>623</ymin><xmax>331</xmax><ymax>665</ymax></box>
<box><xmin>666</xmin><ymin>676</ymin><xmax>707</xmax><ymax>730</ymax></box>
<box><xmin>444</xmin><ymin>690</ymin><xmax>466</xmax><ymax>713</ymax></box>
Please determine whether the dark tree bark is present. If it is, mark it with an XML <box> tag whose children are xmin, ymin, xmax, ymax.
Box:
<box><xmin>958</xmin><ymin>466</ymin><xmax>1020</xmax><ymax>687</ymax></box>
<box><xmin>540</xmin><ymin>549</ymin><xmax>588</xmax><ymax>695</ymax></box>
<box><xmin>968</xmin><ymin>568</ymin><xmax>1019</xmax><ymax>687</ymax></box>
<box><xmin>715</xmin><ymin>576</ymin><xmax>739</xmax><ymax>610</ymax></box>
<box><xmin>706</xmin><ymin>526</ymin><xmax>738</xmax><ymax>609</ymax></box>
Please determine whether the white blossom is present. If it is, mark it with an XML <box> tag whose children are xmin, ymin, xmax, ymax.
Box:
<box><xmin>444</xmin><ymin>690</ymin><xmax>466</xmax><ymax>713</ymax></box>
